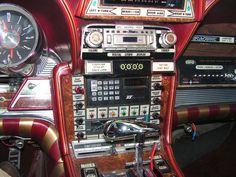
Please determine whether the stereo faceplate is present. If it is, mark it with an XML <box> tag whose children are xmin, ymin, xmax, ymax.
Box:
<box><xmin>81</xmin><ymin>24</ymin><xmax>176</xmax><ymax>59</ymax></box>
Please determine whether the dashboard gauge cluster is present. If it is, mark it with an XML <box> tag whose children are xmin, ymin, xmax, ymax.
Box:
<box><xmin>0</xmin><ymin>4</ymin><xmax>39</xmax><ymax>70</ymax></box>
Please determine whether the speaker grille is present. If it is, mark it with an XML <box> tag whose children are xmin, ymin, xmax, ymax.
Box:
<box><xmin>175</xmin><ymin>88</ymin><xmax>236</xmax><ymax>108</ymax></box>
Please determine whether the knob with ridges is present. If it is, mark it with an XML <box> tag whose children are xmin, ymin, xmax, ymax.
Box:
<box><xmin>159</xmin><ymin>32</ymin><xmax>177</xmax><ymax>48</ymax></box>
<box><xmin>86</xmin><ymin>31</ymin><xmax>103</xmax><ymax>48</ymax></box>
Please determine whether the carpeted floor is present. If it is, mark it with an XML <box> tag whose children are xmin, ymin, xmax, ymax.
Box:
<box><xmin>180</xmin><ymin>123</ymin><xmax>236</xmax><ymax>177</ymax></box>
<box><xmin>173</xmin><ymin>123</ymin><xmax>236</xmax><ymax>177</ymax></box>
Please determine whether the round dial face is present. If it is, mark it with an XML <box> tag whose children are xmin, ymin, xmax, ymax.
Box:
<box><xmin>0</xmin><ymin>4</ymin><xmax>39</xmax><ymax>68</ymax></box>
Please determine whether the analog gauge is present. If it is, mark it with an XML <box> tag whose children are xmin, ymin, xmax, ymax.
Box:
<box><xmin>0</xmin><ymin>4</ymin><xmax>39</xmax><ymax>68</ymax></box>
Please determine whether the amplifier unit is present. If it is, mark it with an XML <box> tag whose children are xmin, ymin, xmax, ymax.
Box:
<box><xmin>178</xmin><ymin>57</ymin><xmax>236</xmax><ymax>87</ymax></box>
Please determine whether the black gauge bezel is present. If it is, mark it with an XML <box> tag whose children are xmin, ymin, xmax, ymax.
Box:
<box><xmin>0</xmin><ymin>4</ymin><xmax>39</xmax><ymax>68</ymax></box>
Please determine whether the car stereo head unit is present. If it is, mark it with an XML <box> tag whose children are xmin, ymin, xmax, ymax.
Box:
<box><xmin>81</xmin><ymin>24</ymin><xmax>176</xmax><ymax>60</ymax></box>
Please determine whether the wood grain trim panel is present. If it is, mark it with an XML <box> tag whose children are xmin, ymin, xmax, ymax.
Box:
<box><xmin>77</xmin><ymin>0</ymin><xmax>198</xmax><ymax>22</ymax></box>
<box><xmin>61</xmin><ymin>74</ymin><xmax>75</xmax><ymax>142</ymax></box>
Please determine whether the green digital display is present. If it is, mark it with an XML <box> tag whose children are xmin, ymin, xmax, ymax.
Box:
<box><xmin>120</xmin><ymin>63</ymin><xmax>144</xmax><ymax>71</ymax></box>
<box><xmin>113</xmin><ymin>60</ymin><xmax>150</xmax><ymax>75</ymax></box>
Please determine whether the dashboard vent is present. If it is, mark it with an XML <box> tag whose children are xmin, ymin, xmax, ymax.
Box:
<box><xmin>37</xmin><ymin>57</ymin><xmax>58</xmax><ymax>76</ymax></box>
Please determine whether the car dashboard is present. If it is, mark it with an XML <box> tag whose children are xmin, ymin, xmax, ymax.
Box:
<box><xmin>0</xmin><ymin>0</ymin><xmax>236</xmax><ymax>177</ymax></box>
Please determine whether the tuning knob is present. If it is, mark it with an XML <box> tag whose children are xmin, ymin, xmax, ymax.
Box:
<box><xmin>159</xmin><ymin>32</ymin><xmax>177</xmax><ymax>48</ymax></box>
<box><xmin>86</xmin><ymin>31</ymin><xmax>103</xmax><ymax>48</ymax></box>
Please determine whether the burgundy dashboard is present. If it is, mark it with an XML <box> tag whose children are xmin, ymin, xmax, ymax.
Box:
<box><xmin>0</xmin><ymin>0</ymin><xmax>236</xmax><ymax>177</ymax></box>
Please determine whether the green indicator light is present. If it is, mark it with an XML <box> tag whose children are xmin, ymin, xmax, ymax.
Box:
<box><xmin>132</xmin><ymin>111</ymin><xmax>137</xmax><ymax>115</ymax></box>
<box><xmin>187</xmin><ymin>6</ymin><xmax>191</xmax><ymax>11</ymax></box>
<box><xmin>187</xmin><ymin>0</ymin><xmax>191</xmax><ymax>12</ymax></box>
<box><xmin>92</xmin><ymin>0</ymin><xmax>97</xmax><ymax>7</ymax></box>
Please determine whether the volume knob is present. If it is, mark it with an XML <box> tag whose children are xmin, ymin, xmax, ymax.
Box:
<box><xmin>86</xmin><ymin>31</ymin><xmax>103</xmax><ymax>48</ymax></box>
<box><xmin>159</xmin><ymin>32</ymin><xmax>177</xmax><ymax>48</ymax></box>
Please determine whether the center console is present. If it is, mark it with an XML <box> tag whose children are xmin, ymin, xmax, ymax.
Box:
<box><xmin>58</xmin><ymin>23</ymin><xmax>178</xmax><ymax>177</ymax></box>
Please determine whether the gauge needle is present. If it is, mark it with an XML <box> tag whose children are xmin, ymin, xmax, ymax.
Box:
<box><xmin>0</xmin><ymin>20</ymin><xmax>8</xmax><ymax>40</ymax></box>
<box><xmin>0</xmin><ymin>19</ymin><xmax>8</xmax><ymax>32</ymax></box>
<box><xmin>9</xmin><ymin>49</ymin><xmax>14</xmax><ymax>59</ymax></box>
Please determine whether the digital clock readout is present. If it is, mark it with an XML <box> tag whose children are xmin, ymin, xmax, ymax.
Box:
<box><xmin>120</xmin><ymin>63</ymin><xmax>144</xmax><ymax>71</ymax></box>
<box><xmin>113</xmin><ymin>60</ymin><xmax>150</xmax><ymax>75</ymax></box>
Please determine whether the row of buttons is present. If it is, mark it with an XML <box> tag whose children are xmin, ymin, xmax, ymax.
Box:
<box><xmin>90</xmin><ymin>79</ymin><xmax>121</xmax><ymax>103</ymax></box>
<box><xmin>73</xmin><ymin>104</ymin><xmax>160</xmax><ymax>118</ymax></box>
<box><xmin>92</xmin><ymin>96</ymin><xmax>120</xmax><ymax>102</ymax></box>
<box><xmin>91</xmin><ymin>80</ymin><xmax>120</xmax><ymax>85</ymax></box>
<box><xmin>105</xmin><ymin>30</ymin><xmax>155</xmax><ymax>34</ymax></box>
<box><xmin>90</xmin><ymin>80</ymin><xmax>120</xmax><ymax>92</ymax></box>
<box><xmin>85</xmin><ymin>105</ymin><xmax>152</xmax><ymax>120</ymax></box>
<box><xmin>72</xmin><ymin>76</ymin><xmax>86</xmax><ymax>140</ymax></box>
<box><xmin>92</xmin><ymin>90</ymin><xmax>120</xmax><ymax>96</ymax></box>
<box><xmin>150</xmin><ymin>75</ymin><xmax>163</xmax><ymax>121</ymax></box>
<box><xmin>92</xmin><ymin>85</ymin><xmax>120</xmax><ymax>91</ymax></box>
